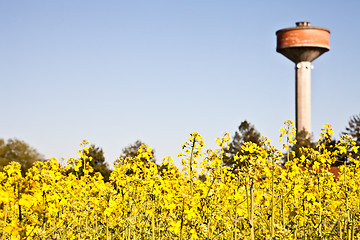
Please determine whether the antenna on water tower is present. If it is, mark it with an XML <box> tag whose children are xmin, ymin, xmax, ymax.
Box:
<box><xmin>276</xmin><ymin>21</ymin><xmax>330</xmax><ymax>135</ymax></box>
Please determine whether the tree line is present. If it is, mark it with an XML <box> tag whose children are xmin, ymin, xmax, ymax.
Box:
<box><xmin>223</xmin><ymin>113</ymin><xmax>360</xmax><ymax>169</ymax></box>
<box><xmin>1</xmin><ymin>113</ymin><xmax>359</xmax><ymax>180</ymax></box>
<box><xmin>0</xmin><ymin>139</ymin><xmax>153</xmax><ymax>182</ymax></box>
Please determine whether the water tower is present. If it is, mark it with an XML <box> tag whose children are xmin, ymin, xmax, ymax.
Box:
<box><xmin>276</xmin><ymin>22</ymin><xmax>330</xmax><ymax>135</ymax></box>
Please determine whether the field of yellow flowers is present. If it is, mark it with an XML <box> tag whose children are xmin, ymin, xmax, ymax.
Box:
<box><xmin>1</xmin><ymin>121</ymin><xmax>359</xmax><ymax>240</ymax></box>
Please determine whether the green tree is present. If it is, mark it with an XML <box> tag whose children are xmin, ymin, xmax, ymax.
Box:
<box><xmin>342</xmin><ymin>113</ymin><xmax>360</xmax><ymax>145</ymax></box>
<box><xmin>81</xmin><ymin>145</ymin><xmax>112</xmax><ymax>182</ymax></box>
<box><xmin>119</xmin><ymin>140</ymin><xmax>156</xmax><ymax>164</ymax></box>
<box><xmin>118</xmin><ymin>140</ymin><xmax>157</xmax><ymax>177</ymax></box>
<box><xmin>296</xmin><ymin>114</ymin><xmax>360</xmax><ymax>166</ymax></box>
<box><xmin>289</xmin><ymin>128</ymin><xmax>347</xmax><ymax>167</ymax></box>
<box><xmin>0</xmin><ymin>138</ymin><xmax>44</xmax><ymax>175</ymax></box>
<box><xmin>342</xmin><ymin>113</ymin><xmax>360</xmax><ymax>160</ymax></box>
<box><xmin>286</xmin><ymin>129</ymin><xmax>316</xmax><ymax>162</ymax></box>
<box><xmin>223</xmin><ymin>120</ymin><xmax>261</xmax><ymax>168</ymax></box>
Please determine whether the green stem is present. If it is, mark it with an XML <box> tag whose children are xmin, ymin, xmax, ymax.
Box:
<box><xmin>270</xmin><ymin>158</ymin><xmax>275</xmax><ymax>239</ymax></box>
<box><xmin>317</xmin><ymin>171</ymin><xmax>322</xmax><ymax>238</ymax></box>
<box><xmin>17</xmin><ymin>183</ymin><xmax>22</xmax><ymax>223</ymax></box>
<box><xmin>250</xmin><ymin>177</ymin><xmax>255</xmax><ymax>240</ymax></box>
<box><xmin>351</xmin><ymin>214</ymin><xmax>355</xmax><ymax>240</ymax></box>
<box><xmin>287</xmin><ymin>126</ymin><xmax>290</xmax><ymax>163</ymax></box>
<box><xmin>106</xmin><ymin>216</ymin><xmax>109</xmax><ymax>240</ymax></box>
<box><xmin>42</xmin><ymin>191</ymin><xmax>46</xmax><ymax>232</ymax></box>
<box><xmin>234</xmin><ymin>200</ymin><xmax>237</xmax><ymax>240</ymax></box>
<box><xmin>281</xmin><ymin>195</ymin><xmax>285</xmax><ymax>228</ymax></box>
<box><xmin>208</xmin><ymin>212</ymin><xmax>211</xmax><ymax>240</ymax></box>
<box><xmin>344</xmin><ymin>159</ymin><xmax>350</xmax><ymax>240</ymax></box>
<box><xmin>180</xmin><ymin>198</ymin><xmax>185</xmax><ymax>240</ymax></box>
<box><xmin>303</xmin><ymin>198</ymin><xmax>306</xmax><ymax>240</ymax></box>
<box><xmin>95</xmin><ymin>214</ymin><xmax>98</xmax><ymax>240</ymax></box>
<box><xmin>1</xmin><ymin>204</ymin><xmax>8</xmax><ymax>240</ymax></box>
<box><xmin>294</xmin><ymin>217</ymin><xmax>298</xmax><ymax>240</ymax></box>
<box><xmin>152</xmin><ymin>202</ymin><xmax>155</xmax><ymax>240</ymax></box>
<box><xmin>245</xmin><ymin>182</ymin><xmax>250</xmax><ymax>224</ymax></box>
<box><xmin>340</xmin><ymin>220</ymin><xmax>343</xmax><ymax>240</ymax></box>
<box><xmin>189</xmin><ymin>138</ymin><xmax>196</xmax><ymax>199</ymax></box>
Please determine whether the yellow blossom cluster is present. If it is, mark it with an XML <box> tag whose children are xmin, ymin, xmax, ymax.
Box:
<box><xmin>0</xmin><ymin>122</ymin><xmax>359</xmax><ymax>239</ymax></box>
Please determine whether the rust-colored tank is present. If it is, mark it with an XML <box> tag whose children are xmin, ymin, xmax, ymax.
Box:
<box><xmin>276</xmin><ymin>21</ymin><xmax>330</xmax><ymax>63</ymax></box>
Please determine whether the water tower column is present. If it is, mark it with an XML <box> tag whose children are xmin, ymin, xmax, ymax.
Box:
<box><xmin>296</xmin><ymin>61</ymin><xmax>312</xmax><ymax>134</ymax></box>
<box><xmin>276</xmin><ymin>22</ymin><xmax>330</xmax><ymax>135</ymax></box>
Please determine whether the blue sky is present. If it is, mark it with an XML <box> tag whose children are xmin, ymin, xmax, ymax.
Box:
<box><xmin>1</xmin><ymin>1</ymin><xmax>359</xmax><ymax>167</ymax></box>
